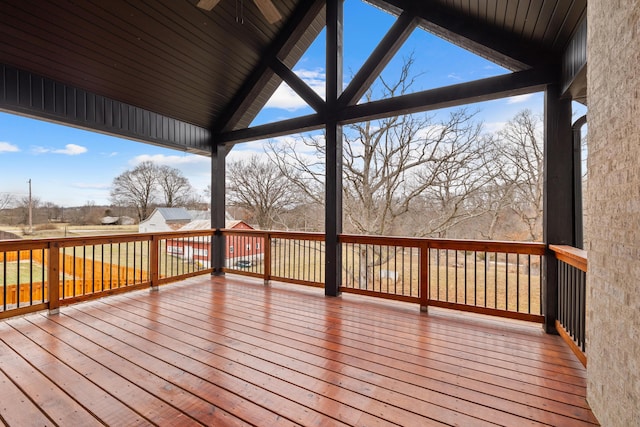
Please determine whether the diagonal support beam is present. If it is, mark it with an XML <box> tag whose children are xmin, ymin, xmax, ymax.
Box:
<box><xmin>218</xmin><ymin>68</ymin><xmax>555</xmax><ymax>145</ymax></box>
<box><xmin>338</xmin><ymin>10</ymin><xmax>418</xmax><ymax>107</ymax></box>
<box><xmin>216</xmin><ymin>114</ymin><xmax>324</xmax><ymax>145</ymax></box>
<box><xmin>270</xmin><ymin>58</ymin><xmax>326</xmax><ymax>113</ymax></box>
<box><xmin>213</xmin><ymin>0</ymin><xmax>325</xmax><ymax>133</ymax></box>
<box><xmin>368</xmin><ymin>0</ymin><xmax>547</xmax><ymax>70</ymax></box>
<box><xmin>338</xmin><ymin>67</ymin><xmax>555</xmax><ymax>124</ymax></box>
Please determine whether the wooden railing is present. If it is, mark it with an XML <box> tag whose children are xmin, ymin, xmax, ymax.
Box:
<box><xmin>0</xmin><ymin>231</ymin><xmax>213</xmax><ymax>319</ymax></box>
<box><xmin>550</xmin><ymin>244</ymin><xmax>588</xmax><ymax>367</ymax></box>
<box><xmin>1</xmin><ymin>229</ymin><xmax>547</xmax><ymax>324</ymax></box>
<box><xmin>223</xmin><ymin>230</ymin><xmax>325</xmax><ymax>286</ymax></box>
<box><xmin>223</xmin><ymin>230</ymin><xmax>546</xmax><ymax>323</ymax></box>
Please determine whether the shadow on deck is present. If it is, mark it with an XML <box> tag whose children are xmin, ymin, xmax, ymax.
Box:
<box><xmin>0</xmin><ymin>275</ymin><xmax>598</xmax><ymax>426</ymax></box>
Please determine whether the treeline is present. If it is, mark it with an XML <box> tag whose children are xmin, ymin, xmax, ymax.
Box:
<box><xmin>226</xmin><ymin>107</ymin><xmax>544</xmax><ymax>241</ymax></box>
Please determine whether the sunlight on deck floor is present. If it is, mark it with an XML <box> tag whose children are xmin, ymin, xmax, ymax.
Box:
<box><xmin>0</xmin><ymin>275</ymin><xmax>598</xmax><ymax>426</ymax></box>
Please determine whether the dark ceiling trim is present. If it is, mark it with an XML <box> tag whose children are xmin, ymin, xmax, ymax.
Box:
<box><xmin>212</xmin><ymin>0</ymin><xmax>325</xmax><ymax>134</ymax></box>
<box><xmin>562</xmin><ymin>16</ymin><xmax>587</xmax><ymax>96</ymax></box>
<box><xmin>218</xmin><ymin>67</ymin><xmax>555</xmax><ymax>144</ymax></box>
<box><xmin>0</xmin><ymin>64</ymin><xmax>212</xmax><ymax>155</ymax></box>
<box><xmin>216</xmin><ymin>113</ymin><xmax>324</xmax><ymax>144</ymax></box>
<box><xmin>338</xmin><ymin>9</ymin><xmax>418</xmax><ymax>107</ymax></box>
<box><xmin>368</xmin><ymin>0</ymin><xmax>547</xmax><ymax>71</ymax></box>
<box><xmin>338</xmin><ymin>67</ymin><xmax>556</xmax><ymax>124</ymax></box>
<box><xmin>269</xmin><ymin>58</ymin><xmax>325</xmax><ymax>112</ymax></box>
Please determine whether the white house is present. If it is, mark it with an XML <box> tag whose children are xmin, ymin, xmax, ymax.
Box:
<box><xmin>138</xmin><ymin>207</ymin><xmax>192</xmax><ymax>233</ymax></box>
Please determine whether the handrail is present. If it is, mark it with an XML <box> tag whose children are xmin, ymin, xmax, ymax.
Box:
<box><xmin>1</xmin><ymin>230</ymin><xmax>553</xmax><ymax>327</ymax></box>
<box><xmin>340</xmin><ymin>234</ymin><xmax>545</xmax><ymax>322</ymax></box>
<box><xmin>549</xmin><ymin>244</ymin><xmax>587</xmax><ymax>272</ymax></box>
<box><xmin>550</xmin><ymin>244</ymin><xmax>587</xmax><ymax>367</ymax></box>
<box><xmin>0</xmin><ymin>230</ymin><xmax>216</xmax><ymax>319</ymax></box>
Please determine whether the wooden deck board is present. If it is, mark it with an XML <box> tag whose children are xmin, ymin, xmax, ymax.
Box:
<box><xmin>0</xmin><ymin>275</ymin><xmax>598</xmax><ymax>426</ymax></box>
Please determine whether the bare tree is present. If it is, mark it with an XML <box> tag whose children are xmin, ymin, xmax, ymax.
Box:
<box><xmin>42</xmin><ymin>201</ymin><xmax>63</xmax><ymax>222</ymax></box>
<box><xmin>268</xmin><ymin>56</ymin><xmax>489</xmax><ymax>237</ymax></box>
<box><xmin>17</xmin><ymin>196</ymin><xmax>41</xmax><ymax>226</ymax></box>
<box><xmin>226</xmin><ymin>155</ymin><xmax>300</xmax><ymax>229</ymax></box>
<box><xmin>157</xmin><ymin>165</ymin><xmax>193</xmax><ymax>207</ymax></box>
<box><xmin>494</xmin><ymin>109</ymin><xmax>544</xmax><ymax>241</ymax></box>
<box><xmin>0</xmin><ymin>193</ymin><xmax>15</xmax><ymax>211</ymax></box>
<box><xmin>267</xmin><ymin>56</ymin><xmax>491</xmax><ymax>287</ymax></box>
<box><xmin>111</xmin><ymin>161</ymin><xmax>158</xmax><ymax>222</ymax></box>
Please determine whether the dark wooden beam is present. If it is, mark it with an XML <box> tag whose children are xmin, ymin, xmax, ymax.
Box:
<box><xmin>338</xmin><ymin>68</ymin><xmax>555</xmax><ymax>124</ymax></box>
<box><xmin>213</xmin><ymin>0</ymin><xmax>325</xmax><ymax>133</ymax></box>
<box><xmin>543</xmin><ymin>83</ymin><xmax>573</xmax><ymax>333</ymax></box>
<box><xmin>0</xmin><ymin>64</ymin><xmax>212</xmax><ymax>155</ymax></box>
<box><xmin>338</xmin><ymin>10</ymin><xmax>418</xmax><ymax>107</ymax></box>
<box><xmin>211</xmin><ymin>143</ymin><xmax>227</xmax><ymax>275</ymax></box>
<box><xmin>368</xmin><ymin>0</ymin><xmax>548</xmax><ymax>70</ymax></box>
<box><xmin>218</xmin><ymin>68</ymin><xmax>555</xmax><ymax>145</ymax></box>
<box><xmin>269</xmin><ymin>58</ymin><xmax>325</xmax><ymax>113</ymax></box>
<box><xmin>216</xmin><ymin>113</ymin><xmax>324</xmax><ymax>145</ymax></box>
<box><xmin>324</xmin><ymin>0</ymin><xmax>343</xmax><ymax>298</ymax></box>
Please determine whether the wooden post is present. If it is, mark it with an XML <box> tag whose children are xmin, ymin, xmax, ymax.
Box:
<box><xmin>48</xmin><ymin>242</ymin><xmax>60</xmax><ymax>314</ymax></box>
<box><xmin>263</xmin><ymin>232</ymin><xmax>271</xmax><ymax>285</ymax></box>
<box><xmin>420</xmin><ymin>242</ymin><xmax>429</xmax><ymax>312</ymax></box>
<box><xmin>543</xmin><ymin>83</ymin><xmax>573</xmax><ymax>333</ymax></box>
<box><xmin>324</xmin><ymin>0</ymin><xmax>344</xmax><ymax>297</ymax></box>
<box><xmin>211</xmin><ymin>143</ymin><xmax>226</xmax><ymax>276</ymax></box>
<box><xmin>149</xmin><ymin>236</ymin><xmax>159</xmax><ymax>292</ymax></box>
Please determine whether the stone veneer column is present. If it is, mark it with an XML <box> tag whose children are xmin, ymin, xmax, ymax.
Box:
<box><xmin>586</xmin><ymin>1</ymin><xmax>640</xmax><ymax>425</ymax></box>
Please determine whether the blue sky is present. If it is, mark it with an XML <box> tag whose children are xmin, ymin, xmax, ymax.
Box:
<box><xmin>0</xmin><ymin>0</ymin><xmax>572</xmax><ymax>208</ymax></box>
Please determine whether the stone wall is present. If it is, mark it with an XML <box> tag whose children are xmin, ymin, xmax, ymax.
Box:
<box><xmin>586</xmin><ymin>1</ymin><xmax>640</xmax><ymax>425</ymax></box>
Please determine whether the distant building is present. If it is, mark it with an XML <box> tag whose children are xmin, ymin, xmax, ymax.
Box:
<box><xmin>0</xmin><ymin>230</ymin><xmax>21</xmax><ymax>240</ymax></box>
<box><xmin>102</xmin><ymin>216</ymin><xmax>136</xmax><ymax>226</ymax></box>
<box><xmin>138</xmin><ymin>207</ymin><xmax>192</xmax><ymax>233</ymax></box>
<box><xmin>101</xmin><ymin>216</ymin><xmax>119</xmax><ymax>225</ymax></box>
<box><xmin>166</xmin><ymin>219</ymin><xmax>264</xmax><ymax>268</ymax></box>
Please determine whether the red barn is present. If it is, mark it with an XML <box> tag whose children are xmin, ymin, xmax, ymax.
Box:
<box><xmin>167</xmin><ymin>220</ymin><xmax>264</xmax><ymax>268</ymax></box>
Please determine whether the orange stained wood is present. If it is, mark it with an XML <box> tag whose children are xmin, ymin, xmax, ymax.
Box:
<box><xmin>0</xmin><ymin>275</ymin><xmax>598</xmax><ymax>426</ymax></box>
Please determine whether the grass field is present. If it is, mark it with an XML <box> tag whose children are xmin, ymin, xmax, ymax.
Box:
<box><xmin>0</xmin><ymin>261</ymin><xmax>45</xmax><ymax>286</ymax></box>
<box><xmin>0</xmin><ymin>224</ymin><xmax>139</xmax><ymax>239</ymax></box>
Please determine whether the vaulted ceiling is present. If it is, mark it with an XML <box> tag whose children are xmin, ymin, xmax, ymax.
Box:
<box><xmin>0</xmin><ymin>0</ymin><xmax>586</xmax><ymax>153</ymax></box>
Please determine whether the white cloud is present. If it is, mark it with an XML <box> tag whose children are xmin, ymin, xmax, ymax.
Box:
<box><xmin>54</xmin><ymin>144</ymin><xmax>87</xmax><ymax>155</ymax></box>
<box><xmin>131</xmin><ymin>153</ymin><xmax>209</xmax><ymax>167</ymax></box>
<box><xmin>101</xmin><ymin>151</ymin><xmax>118</xmax><ymax>157</ymax></box>
<box><xmin>226</xmin><ymin>148</ymin><xmax>270</xmax><ymax>164</ymax></box>
<box><xmin>447</xmin><ymin>73</ymin><xmax>463</xmax><ymax>81</ymax></box>
<box><xmin>264</xmin><ymin>68</ymin><xmax>326</xmax><ymax>111</ymax></box>
<box><xmin>32</xmin><ymin>143</ymin><xmax>88</xmax><ymax>155</ymax></box>
<box><xmin>506</xmin><ymin>94</ymin><xmax>534</xmax><ymax>104</ymax></box>
<box><xmin>0</xmin><ymin>142</ymin><xmax>19</xmax><ymax>153</ymax></box>
<box><xmin>72</xmin><ymin>182</ymin><xmax>111</xmax><ymax>190</ymax></box>
<box><xmin>483</xmin><ymin>121</ymin><xmax>507</xmax><ymax>134</ymax></box>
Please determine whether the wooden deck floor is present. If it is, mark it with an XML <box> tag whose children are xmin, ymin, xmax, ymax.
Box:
<box><xmin>0</xmin><ymin>275</ymin><xmax>598</xmax><ymax>426</ymax></box>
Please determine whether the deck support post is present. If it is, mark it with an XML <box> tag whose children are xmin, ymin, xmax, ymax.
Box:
<box><xmin>543</xmin><ymin>83</ymin><xmax>574</xmax><ymax>333</ymax></box>
<box><xmin>47</xmin><ymin>242</ymin><xmax>60</xmax><ymax>315</ymax></box>
<box><xmin>149</xmin><ymin>236</ymin><xmax>159</xmax><ymax>292</ymax></box>
<box><xmin>420</xmin><ymin>242</ymin><xmax>430</xmax><ymax>312</ymax></box>
<box><xmin>211</xmin><ymin>143</ymin><xmax>227</xmax><ymax>276</ymax></box>
<box><xmin>324</xmin><ymin>0</ymin><xmax>344</xmax><ymax>297</ymax></box>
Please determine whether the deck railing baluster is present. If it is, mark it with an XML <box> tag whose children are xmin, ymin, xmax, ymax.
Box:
<box><xmin>0</xmin><ymin>231</ymin><xmax>548</xmax><ymax>326</ymax></box>
<box><xmin>550</xmin><ymin>244</ymin><xmax>588</xmax><ymax>367</ymax></box>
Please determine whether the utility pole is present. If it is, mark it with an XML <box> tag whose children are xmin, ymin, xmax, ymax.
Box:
<box><xmin>28</xmin><ymin>178</ymin><xmax>33</xmax><ymax>234</ymax></box>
